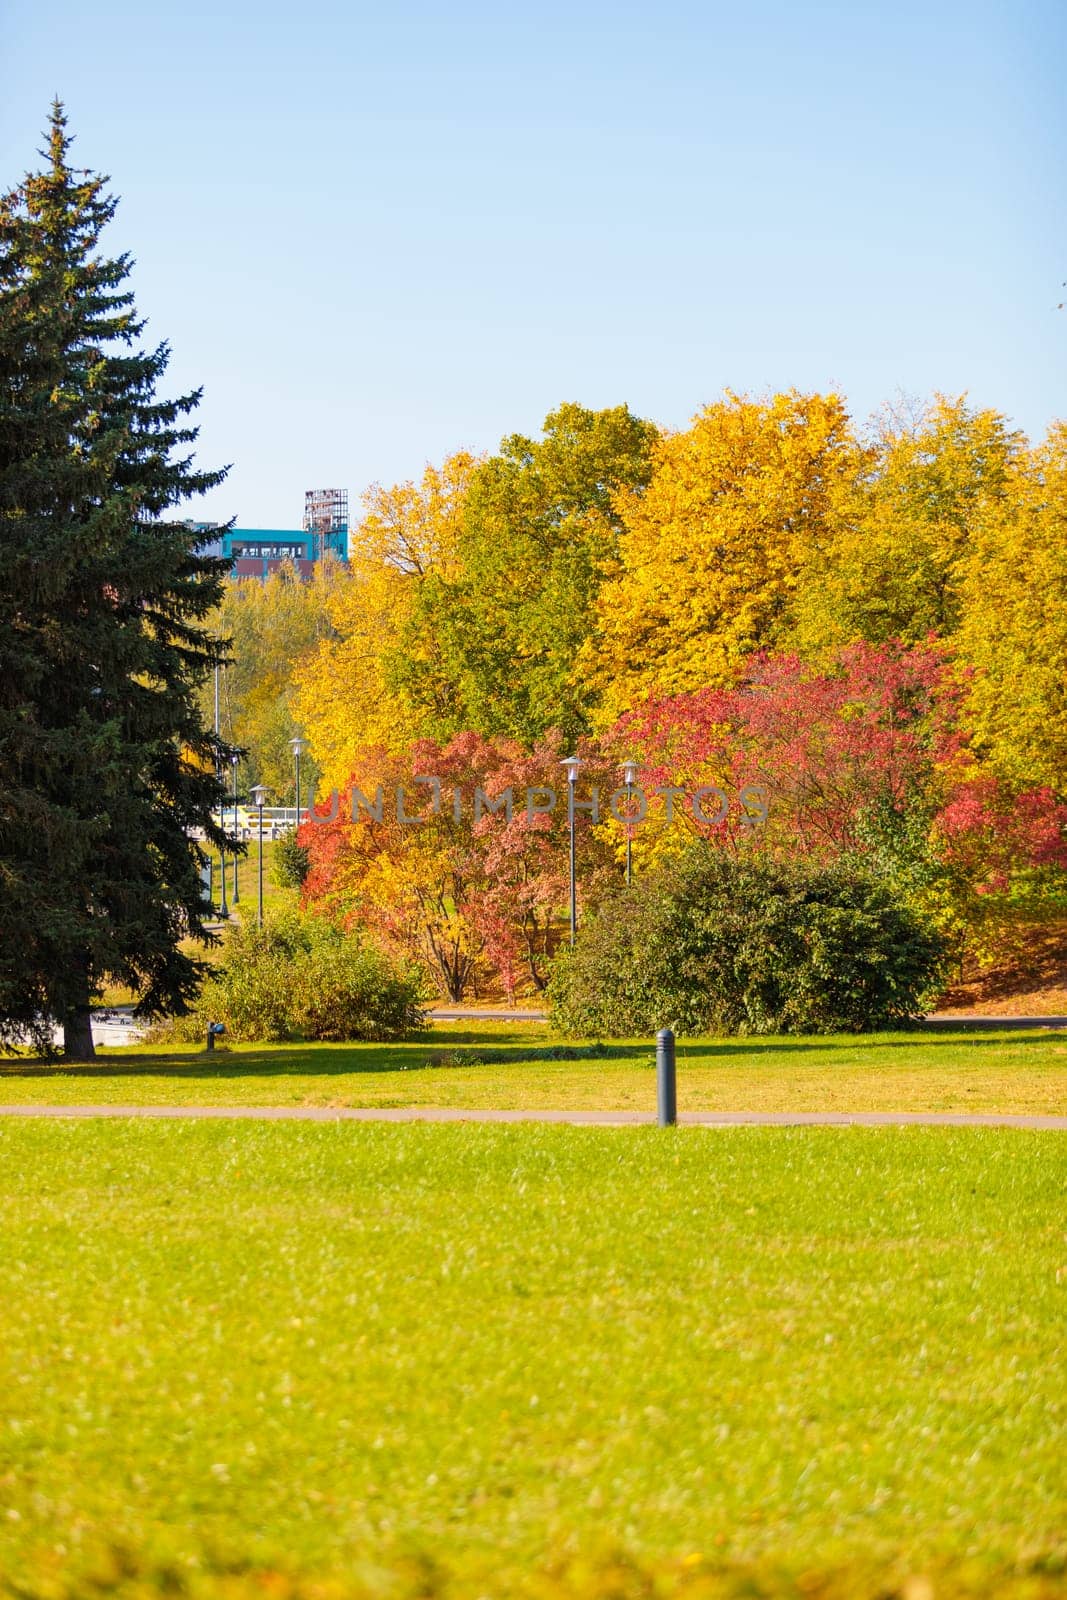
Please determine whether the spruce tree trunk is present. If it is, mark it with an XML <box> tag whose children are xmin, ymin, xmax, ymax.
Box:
<box><xmin>62</xmin><ymin>963</ymin><xmax>95</xmax><ymax>1060</ymax></box>
<box><xmin>63</xmin><ymin>1007</ymin><xmax>95</xmax><ymax>1060</ymax></box>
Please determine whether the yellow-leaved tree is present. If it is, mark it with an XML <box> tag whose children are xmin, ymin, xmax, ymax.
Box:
<box><xmin>954</xmin><ymin>422</ymin><xmax>1067</xmax><ymax>791</ymax></box>
<box><xmin>589</xmin><ymin>391</ymin><xmax>860</xmax><ymax>721</ymax></box>
<box><xmin>292</xmin><ymin>452</ymin><xmax>477</xmax><ymax>794</ymax></box>
<box><xmin>788</xmin><ymin>396</ymin><xmax>1024</xmax><ymax>656</ymax></box>
<box><xmin>203</xmin><ymin>560</ymin><xmax>343</xmax><ymax>800</ymax></box>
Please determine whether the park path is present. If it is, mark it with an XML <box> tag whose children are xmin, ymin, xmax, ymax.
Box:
<box><xmin>429</xmin><ymin>1008</ymin><xmax>1067</xmax><ymax>1028</ymax></box>
<box><xmin>52</xmin><ymin>1007</ymin><xmax>1067</xmax><ymax>1047</ymax></box>
<box><xmin>1</xmin><ymin>1106</ymin><xmax>1065</xmax><ymax>1128</ymax></box>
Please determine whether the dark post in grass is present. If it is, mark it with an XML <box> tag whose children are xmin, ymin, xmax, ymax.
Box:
<box><xmin>656</xmin><ymin>1028</ymin><xmax>677</xmax><ymax>1126</ymax></box>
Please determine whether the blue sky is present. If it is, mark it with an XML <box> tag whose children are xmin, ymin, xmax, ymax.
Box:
<box><xmin>2</xmin><ymin>0</ymin><xmax>1064</xmax><ymax>527</ymax></box>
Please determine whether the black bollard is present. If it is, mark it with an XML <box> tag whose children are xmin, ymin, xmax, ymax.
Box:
<box><xmin>656</xmin><ymin>1028</ymin><xmax>677</xmax><ymax>1126</ymax></box>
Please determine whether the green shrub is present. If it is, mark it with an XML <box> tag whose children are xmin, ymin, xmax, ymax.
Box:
<box><xmin>170</xmin><ymin>911</ymin><xmax>425</xmax><ymax>1043</ymax></box>
<box><xmin>295</xmin><ymin>934</ymin><xmax>425</xmax><ymax>1041</ymax></box>
<box><xmin>271</xmin><ymin>826</ymin><xmax>311</xmax><ymax>889</ymax></box>
<box><xmin>203</xmin><ymin>921</ymin><xmax>298</xmax><ymax>1041</ymax></box>
<box><xmin>549</xmin><ymin>845</ymin><xmax>950</xmax><ymax>1037</ymax></box>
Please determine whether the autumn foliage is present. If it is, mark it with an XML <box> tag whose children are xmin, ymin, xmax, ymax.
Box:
<box><xmin>299</xmin><ymin>733</ymin><xmax>617</xmax><ymax>1000</ymax></box>
<box><xmin>258</xmin><ymin>389</ymin><xmax>1067</xmax><ymax>1003</ymax></box>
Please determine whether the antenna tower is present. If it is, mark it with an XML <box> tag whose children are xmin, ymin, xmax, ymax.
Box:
<box><xmin>303</xmin><ymin>489</ymin><xmax>349</xmax><ymax>562</ymax></box>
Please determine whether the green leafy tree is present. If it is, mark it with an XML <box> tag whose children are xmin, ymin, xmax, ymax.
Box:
<box><xmin>394</xmin><ymin>403</ymin><xmax>659</xmax><ymax>744</ymax></box>
<box><xmin>0</xmin><ymin>105</ymin><xmax>231</xmax><ymax>1058</ymax></box>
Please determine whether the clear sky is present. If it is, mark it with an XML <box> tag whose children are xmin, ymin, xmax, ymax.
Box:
<box><xmin>2</xmin><ymin>0</ymin><xmax>1064</xmax><ymax>528</ymax></box>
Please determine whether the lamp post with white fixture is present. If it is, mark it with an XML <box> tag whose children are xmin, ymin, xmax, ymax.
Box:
<box><xmin>622</xmin><ymin>759</ymin><xmax>638</xmax><ymax>887</ymax></box>
<box><xmin>213</xmin><ymin>660</ymin><xmax>228</xmax><ymax>919</ymax></box>
<box><xmin>217</xmin><ymin>807</ymin><xmax>228</xmax><ymax>921</ymax></box>
<box><xmin>290</xmin><ymin>736</ymin><xmax>306</xmax><ymax>825</ymax></box>
<box><xmin>560</xmin><ymin>755</ymin><xmax>581</xmax><ymax>947</ymax></box>
<box><xmin>250</xmin><ymin>785</ymin><xmax>268</xmax><ymax>926</ymax></box>
<box><xmin>231</xmin><ymin>753</ymin><xmax>240</xmax><ymax>905</ymax></box>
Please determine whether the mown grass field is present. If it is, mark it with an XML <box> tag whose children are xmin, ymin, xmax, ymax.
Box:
<box><xmin>0</xmin><ymin>1121</ymin><xmax>1064</xmax><ymax>1598</ymax></box>
<box><xmin>2</xmin><ymin>1025</ymin><xmax>1067</xmax><ymax>1115</ymax></box>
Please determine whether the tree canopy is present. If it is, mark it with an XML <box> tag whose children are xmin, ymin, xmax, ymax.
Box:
<box><xmin>285</xmin><ymin>388</ymin><xmax>1067</xmax><ymax>995</ymax></box>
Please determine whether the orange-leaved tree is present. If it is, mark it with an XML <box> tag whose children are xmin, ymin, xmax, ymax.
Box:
<box><xmin>298</xmin><ymin>732</ymin><xmax>616</xmax><ymax>999</ymax></box>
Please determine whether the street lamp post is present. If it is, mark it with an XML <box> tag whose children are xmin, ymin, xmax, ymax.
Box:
<box><xmin>560</xmin><ymin>755</ymin><xmax>581</xmax><ymax>947</ymax></box>
<box><xmin>218</xmin><ymin>794</ymin><xmax>229</xmax><ymax>921</ymax></box>
<box><xmin>250</xmin><ymin>785</ymin><xmax>268</xmax><ymax>926</ymax></box>
<box><xmin>231</xmin><ymin>754</ymin><xmax>240</xmax><ymax>904</ymax></box>
<box><xmin>622</xmin><ymin>759</ymin><xmax>638</xmax><ymax>887</ymax></box>
<box><xmin>289</xmin><ymin>736</ymin><xmax>306</xmax><ymax>827</ymax></box>
<box><xmin>214</xmin><ymin>662</ymin><xmax>227</xmax><ymax>919</ymax></box>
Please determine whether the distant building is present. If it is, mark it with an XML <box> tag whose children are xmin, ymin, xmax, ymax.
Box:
<box><xmin>224</xmin><ymin>528</ymin><xmax>317</xmax><ymax>579</ymax></box>
<box><xmin>187</xmin><ymin>489</ymin><xmax>349</xmax><ymax>580</ymax></box>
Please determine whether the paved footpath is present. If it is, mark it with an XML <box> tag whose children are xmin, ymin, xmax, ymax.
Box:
<box><xmin>1</xmin><ymin>1106</ymin><xmax>1065</xmax><ymax>1129</ymax></box>
<box><xmin>430</xmin><ymin>1009</ymin><xmax>1067</xmax><ymax>1027</ymax></box>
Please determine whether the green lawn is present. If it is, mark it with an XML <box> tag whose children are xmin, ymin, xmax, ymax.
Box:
<box><xmin>2</xmin><ymin>1025</ymin><xmax>1066</xmax><ymax>1114</ymax></box>
<box><xmin>0</xmin><ymin>1122</ymin><xmax>1064</xmax><ymax>1598</ymax></box>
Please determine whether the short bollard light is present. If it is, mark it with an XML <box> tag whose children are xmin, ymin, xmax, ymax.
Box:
<box><xmin>656</xmin><ymin>1027</ymin><xmax>677</xmax><ymax>1126</ymax></box>
<box><xmin>205</xmin><ymin>1021</ymin><xmax>226</xmax><ymax>1052</ymax></box>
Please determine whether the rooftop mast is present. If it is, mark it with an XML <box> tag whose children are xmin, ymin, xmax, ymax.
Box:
<box><xmin>303</xmin><ymin>489</ymin><xmax>349</xmax><ymax>562</ymax></box>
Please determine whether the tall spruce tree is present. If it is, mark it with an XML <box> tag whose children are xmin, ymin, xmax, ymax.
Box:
<box><xmin>0</xmin><ymin>104</ymin><xmax>232</xmax><ymax>1059</ymax></box>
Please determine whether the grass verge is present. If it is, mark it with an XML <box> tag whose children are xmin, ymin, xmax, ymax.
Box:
<box><xmin>1</xmin><ymin>1025</ymin><xmax>1066</xmax><ymax>1113</ymax></box>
